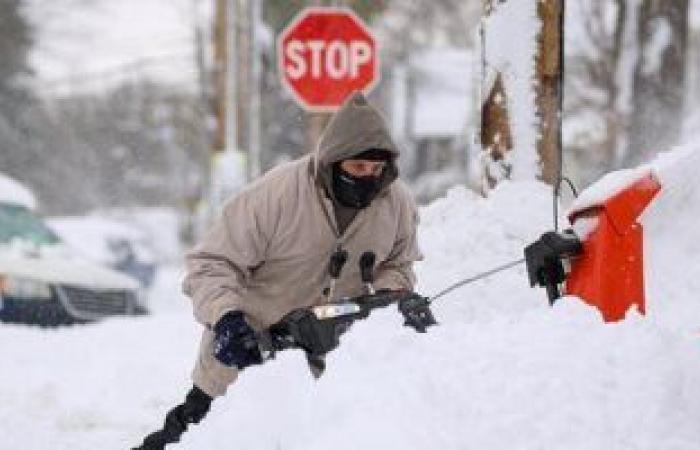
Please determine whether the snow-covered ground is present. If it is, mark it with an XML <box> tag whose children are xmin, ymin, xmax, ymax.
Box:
<box><xmin>1</xmin><ymin>144</ymin><xmax>699</xmax><ymax>449</ymax></box>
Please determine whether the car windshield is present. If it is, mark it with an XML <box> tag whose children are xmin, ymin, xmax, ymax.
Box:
<box><xmin>0</xmin><ymin>203</ymin><xmax>61</xmax><ymax>246</ymax></box>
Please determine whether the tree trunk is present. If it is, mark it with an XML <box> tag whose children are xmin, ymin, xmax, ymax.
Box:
<box><xmin>626</xmin><ymin>0</ymin><xmax>689</xmax><ymax>166</ymax></box>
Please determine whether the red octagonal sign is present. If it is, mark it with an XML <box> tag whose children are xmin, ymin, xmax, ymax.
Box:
<box><xmin>278</xmin><ymin>8</ymin><xmax>379</xmax><ymax>112</ymax></box>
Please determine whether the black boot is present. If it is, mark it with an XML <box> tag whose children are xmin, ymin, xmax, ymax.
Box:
<box><xmin>133</xmin><ymin>386</ymin><xmax>212</xmax><ymax>450</ymax></box>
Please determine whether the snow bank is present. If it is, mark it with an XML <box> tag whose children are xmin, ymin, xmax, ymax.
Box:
<box><xmin>183</xmin><ymin>151</ymin><xmax>700</xmax><ymax>449</ymax></box>
<box><xmin>0</xmin><ymin>173</ymin><xmax>37</xmax><ymax>210</ymax></box>
<box><xmin>416</xmin><ymin>181</ymin><xmax>553</xmax><ymax>321</ymax></box>
<box><xmin>642</xmin><ymin>143</ymin><xmax>700</xmax><ymax>332</ymax></box>
<box><xmin>1</xmin><ymin>143</ymin><xmax>699</xmax><ymax>449</ymax></box>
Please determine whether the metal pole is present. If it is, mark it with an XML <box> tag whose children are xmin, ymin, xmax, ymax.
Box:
<box><xmin>249</xmin><ymin>0</ymin><xmax>262</xmax><ymax>179</ymax></box>
<box><xmin>225</xmin><ymin>0</ymin><xmax>238</xmax><ymax>154</ymax></box>
<box><xmin>553</xmin><ymin>0</ymin><xmax>565</xmax><ymax>231</ymax></box>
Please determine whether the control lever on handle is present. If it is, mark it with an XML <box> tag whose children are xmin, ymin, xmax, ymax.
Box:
<box><xmin>326</xmin><ymin>247</ymin><xmax>348</xmax><ymax>301</ymax></box>
<box><xmin>359</xmin><ymin>251</ymin><xmax>376</xmax><ymax>295</ymax></box>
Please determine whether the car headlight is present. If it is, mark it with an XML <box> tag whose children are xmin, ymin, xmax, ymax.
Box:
<box><xmin>0</xmin><ymin>275</ymin><xmax>53</xmax><ymax>300</ymax></box>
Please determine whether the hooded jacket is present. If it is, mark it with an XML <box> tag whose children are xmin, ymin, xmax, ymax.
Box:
<box><xmin>184</xmin><ymin>92</ymin><xmax>423</xmax><ymax>397</ymax></box>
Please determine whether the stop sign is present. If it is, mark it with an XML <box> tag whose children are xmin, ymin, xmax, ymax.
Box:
<box><xmin>277</xmin><ymin>8</ymin><xmax>379</xmax><ymax>111</ymax></box>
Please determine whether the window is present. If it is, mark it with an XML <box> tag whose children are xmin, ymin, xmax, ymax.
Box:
<box><xmin>0</xmin><ymin>204</ymin><xmax>61</xmax><ymax>246</ymax></box>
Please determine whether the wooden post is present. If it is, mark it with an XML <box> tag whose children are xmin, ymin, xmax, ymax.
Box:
<box><xmin>248</xmin><ymin>0</ymin><xmax>263</xmax><ymax>178</ymax></box>
<box><xmin>213</xmin><ymin>0</ymin><xmax>227</xmax><ymax>153</ymax></box>
<box><xmin>535</xmin><ymin>0</ymin><xmax>563</xmax><ymax>185</ymax></box>
<box><xmin>480</xmin><ymin>0</ymin><xmax>562</xmax><ymax>193</ymax></box>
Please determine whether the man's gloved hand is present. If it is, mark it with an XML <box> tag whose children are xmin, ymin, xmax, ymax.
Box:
<box><xmin>133</xmin><ymin>386</ymin><xmax>212</xmax><ymax>450</ymax></box>
<box><xmin>274</xmin><ymin>308</ymin><xmax>341</xmax><ymax>357</ymax></box>
<box><xmin>213</xmin><ymin>311</ymin><xmax>263</xmax><ymax>369</ymax></box>
<box><xmin>397</xmin><ymin>292</ymin><xmax>437</xmax><ymax>333</ymax></box>
<box><xmin>524</xmin><ymin>230</ymin><xmax>583</xmax><ymax>304</ymax></box>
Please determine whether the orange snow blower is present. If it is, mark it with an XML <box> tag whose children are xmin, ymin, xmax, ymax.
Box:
<box><xmin>526</xmin><ymin>172</ymin><xmax>661</xmax><ymax>322</ymax></box>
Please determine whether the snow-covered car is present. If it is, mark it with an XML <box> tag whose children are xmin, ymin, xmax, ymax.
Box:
<box><xmin>0</xmin><ymin>174</ymin><xmax>141</xmax><ymax>326</ymax></box>
<box><xmin>47</xmin><ymin>215</ymin><xmax>158</xmax><ymax>290</ymax></box>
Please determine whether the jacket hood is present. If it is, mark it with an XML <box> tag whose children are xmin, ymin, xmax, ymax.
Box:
<box><xmin>313</xmin><ymin>92</ymin><xmax>399</xmax><ymax>196</ymax></box>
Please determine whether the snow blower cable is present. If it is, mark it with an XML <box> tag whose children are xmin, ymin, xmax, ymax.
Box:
<box><xmin>429</xmin><ymin>258</ymin><xmax>526</xmax><ymax>303</ymax></box>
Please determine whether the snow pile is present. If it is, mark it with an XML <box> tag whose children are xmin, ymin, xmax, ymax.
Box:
<box><xmin>179</xmin><ymin>148</ymin><xmax>700</xmax><ymax>449</ymax></box>
<box><xmin>0</xmin><ymin>173</ymin><xmax>37</xmax><ymax>210</ymax></box>
<box><xmin>643</xmin><ymin>143</ymin><xmax>700</xmax><ymax>332</ymax></box>
<box><xmin>416</xmin><ymin>181</ymin><xmax>553</xmax><ymax>321</ymax></box>
<box><xmin>1</xmin><ymin>144</ymin><xmax>699</xmax><ymax>449</ymax></box>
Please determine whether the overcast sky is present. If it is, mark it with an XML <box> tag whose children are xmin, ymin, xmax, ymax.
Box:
<box><xmin>25</xmin><ymin>0</ymin><xmax>700</xmax><ymax>97</ymax></box>
<box><xmin>28</xmin><ymin>0</ymin><xmax>212</xmax><ymax>95</ymax></box>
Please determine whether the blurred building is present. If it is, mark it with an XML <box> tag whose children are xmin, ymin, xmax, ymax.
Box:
<box><xmin>390</xmin><ymin>49</ymin><xmax>477</xmax><ymax>202</ymax></box>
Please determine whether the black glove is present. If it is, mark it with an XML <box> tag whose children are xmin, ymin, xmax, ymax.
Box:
<box><xmin>213</xmin><ymin>311</ymin><xmax>263</xmax><ymax>369</ymax></box>
<box><xmin>274</xmin><ymin>308</ymin><xmax>341</xmax><ymax>357</ymax></box>
<box><xmin>524</xmin><ymin>230</ymin><xmax>582</xmax><ymax>304</ymax></box>
<box><xmin>132</xmin><ymin>386</ymin><xmax>212</xmax><ymax>450</ymax></box>
<box><xmin>398</xmin><ymin>292</ymin><xmax>437</xmax><ymax>333</ymax></box>
<box><xmin>269</xmin><ymin>308</ymin><xmax>344</xmax><ymax>379</ymax></box>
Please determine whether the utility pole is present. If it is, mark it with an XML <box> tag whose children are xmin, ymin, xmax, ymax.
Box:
<box><xmin>213</xmin><ymin>0</ymin><xmax>226</xmax><ymax>152</ymax></box>
<box><xmin>536</xmin><ymin>0</ymin><xmax>563</xmax><ymax>185</ymax></box>
<box><xmin>225</xmin><ymin>0</ymin><xmax>238</xmax><ymax>155</ymax></box>
<box><xmin>208</xmin><ymin>0</ymin><xmax>246</xmax><ymax>212</ymax></box>
<box><xmin>480</xmin><ymin>0</ymin><xmax>562</xmax><ymax>193</ymax></box>
<box><xmin>248</xmin><ymin>0</ymin><xmax>262</xmax><ymax>179</ymax></box>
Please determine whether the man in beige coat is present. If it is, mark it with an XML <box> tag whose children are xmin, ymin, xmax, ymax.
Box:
<box><xmin>134</xmin><ymin>92</ymin><xmax>427</xmax><ymax>449</ymax></box>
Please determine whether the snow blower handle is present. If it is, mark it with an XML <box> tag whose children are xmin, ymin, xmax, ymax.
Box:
<box><xmin>258</xmin><ymin>290</ymin><xmax>435</xmax><ymax>366</ymax></box>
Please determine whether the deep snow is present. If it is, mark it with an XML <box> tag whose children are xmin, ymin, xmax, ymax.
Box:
<box><xmin>1</xmin><ymin>144</ymin><xmax>699</xmax><ymax>449</ymax></box>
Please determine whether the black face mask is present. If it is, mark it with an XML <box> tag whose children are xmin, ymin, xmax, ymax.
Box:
<box><xmin>332</xmin><ymin>165</ymin><xmax>382</xmax><ymax>209</ymax></box>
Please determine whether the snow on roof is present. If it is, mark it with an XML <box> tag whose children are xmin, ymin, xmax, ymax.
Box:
<box><xmin>0</xmin><ymin>173</ymin><xmax>37</xmax><ymax>210</ymax></box>
<box><xmin>409</xmin><ymin>49</ymin><xmax>475</xmax><ymax>138</ymax></box>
